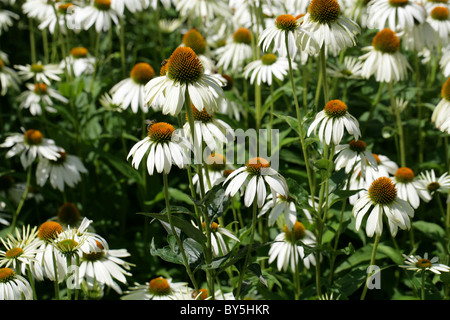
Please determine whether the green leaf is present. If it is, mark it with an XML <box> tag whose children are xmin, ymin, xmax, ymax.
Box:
<box><xmin>412</xmin><ymin>221</ymin><xmax>446</xmax><ymax>242</ymax></box>
<box><xmin>100</xmin><ymin>152</ymin><xmax>143</xmax><ymax>185</ymax></box>
<box><xmin>150</xmin><ymin>238</ymin><xmax>184</xmax><ymax>265</ymax></box>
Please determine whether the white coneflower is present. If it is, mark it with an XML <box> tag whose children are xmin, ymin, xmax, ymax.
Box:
<box><xmin>364</xmin><ymin>153</ymin><xmax>399</xmax><ymax>185</ymax></box>
<box><xmin>400</xmin><ymin>252</ymin><xmax>450</xmax><ymax>274</ymax></box>
<box><xmin>359</xmin><ymin>28</ymin><xmax>411</xmax><ymax>83</ymax></box>
<box><xmin>198</xmin><ymin>221</ymin><xmax>239</xmax><ymax>257</ymax></box>
<box><xmin>36</xmin><ymin>148</ymin><xmax>88</xmax><ymax>192</ymax></box>
<box><xmin>127</xmin><ymin>121</ymin><xmax>190</xmax><ymax>175</ymax></box>
<box><xmin>181</xmin><ymin>28</ymin><xmax>216</xmax><ymax>73</ymax></box>
<box><xmin>192</xmin><ymin>153</ymin><xmax>230</xmax><ymax>193</ymax></box>
<box><xmin>258</xmin><ymin>14</ymin><xmax>319</xmax><ymax>58</ymax></box>
<box><xmin>416</xmin><ymin>169</ymin><xmax>450</xmax><ymax>196</ymax></box>
<box><xmin>366</xmin><ymin>0</ymin><xmax>427</xmax><ymax>32</ymax></box>
<box><xmin>327</xmin><ymin>56</ymin><xmax>364</xmax><ymax>80</ymax></box>
<box><xmin>0</xmin><ymin>129</ymin><xmax>61</xmax><ymax>169</ymax></box>
<box><xmin>98</xmin><ymin>92</ymin><xmax>123</xmax><ymax>113</ymax></box>
<box><xmin>0</xmin><ymin>58</ymin><xmax>21</xmax><ymax>96</ymax></box>
<box><xmin>18</xmin><ymin>82</ymin><xmax>68</xmax><ymax>116</ymax></box>
<box><xmin>258</xmin><ymin>193</ymin><xmax>298</xmax><ymax>231</ymax></box>
<box><xmin>145</xmin><ymin>46</ymin><xmax>224</xmax><ymax>116</ymax></box>
<box><xmin>440</xmin><ymin>48</ymin><xmax>450</xmax><ymax>77</ymax></box>
<box><xmin>15</xmin><ymin>62</ymin><xmax>63</xmax><ymax>85</ymax></box>
<box><xmin>0</xmin><ymin>268</ymin><xmax>33</xmax><ymax>300</ymax></box>
<box><xmin>392</xmin><ymin>167</ymin><xmax>432</xmax><ymax>209</ymax></box>
<box><xmin>74</xmin><ymin>0</ymin><xmax>120</xmax><ymax>33</ymax></box>
<box><xmin>110</xmin><ymin>62</ymin><xmax>155</xmax><ymax>113</ymax></box>
<box><xmin>400</xmin><ymin>19</ymin><xmax>439</xmax><ymax>53</ymax></box>
<box><xmin>352</xmin><ymin>176</ymin><xmax>414</xmax><ymax>237</ymax></box>
<box><xmin>175</xmin><ymin>0</ymin><xmax>232</xmax><ymax>26</ymax></box>
<box><xmin>301</xmin><ymin>0</ymin><xmax>361</xmax><ymax>56</ymax></box>
<box><xmin>334</xmin><ymin>139</ymin><xmax>377</xmax><ymax>175</ymax></box>
<box><xmin>427</xmin><ymin>6</ymin><xmax>450</xmax><ymax>45</ymax></box>
<box><xmin>0</xmin><ymin>7</ymin><xmax>18</xmax><ymax>35</ymax></box>
<box><xmin>111</xmin><ymin>0</ymin><xmax>149</xmax><ymax>14</ymax></box>
<box><xmin>223</xmin><ymin>157</ymin><xmax>289</xmax><ymax>208</ymax></box>
<box><xmin>215</xmin><ymin>28</ymin><xmax>254</xmax><ymax>73</ymax></box>
<box><xmin>432</xmin><ymin>77</ymin><xmax>450</xmax><ymax>132</ymax></box>
<box><xmin>38</xmin><ymin>2</ymin><xmax>78</xmax><ymax>35</ymax></box>
<box><xmin>244</xmin><ymin>53</ymin><xmax>294</xmax><ymax>86</ymax></box>
<box><xmin>60</xmin><ymin>47</ymin><xmax>96</xmax><ymax>77</ymax></box>
<box><xmin>121</xmin><ymin>277</ymin><xmax>190</xmax><ymax>300</ymax></box>
<box><xmin>22</xmin><ymin>0</ymin><xmax>58</xmax><ymax>22</ymax></box>
<box><xmin>307</xmin><ymin>99</ymin><xmax>361</xmax><ymax>146</ymax></box>
<box><xmin>268</xmin><ymin>221</ymin><xmax>318</xmax><ymax>272</ymax></box>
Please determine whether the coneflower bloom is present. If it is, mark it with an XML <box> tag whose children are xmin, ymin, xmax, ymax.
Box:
<box><xmin>352</xmin><ymin>176</ymin><xmax>414</xmax><ymax>237</ymax></box>
<box><xmin>431</xmin><ymin>77</ymin><xmax>450</xmax><ymax>133</ymax></box>
<box><xmin>334</xmin><ymin>139</ymin><xmax>377</xmax><ymax>175</ymax></box>
<box><xmin>0</xmin><ymin>129</ymin><xmax>61</xmax><ymax>169</ymax></box>
<box><xmin>359</xmin><ymin>28</ymin><xmax>410</xmax><ymax>83</ymax></box>
<box><xmin>145</xmin><ymin>46</ymin><xmax>224</xmax><ymax>116</ymax></box>
<box><xmin>22</xmin><ymin>0</ymin><xmax>58</xmax><ymax>22</ymax></box>
<box><xmin>38</xmin><ymin>2</ymin><xmax>77</xmax><ymax>35</ymax></box>
<box><xmin>18</xmin><ymin>82</ymin><xmax>68</xmax><ymax>116</ymax></box>
<box><xmin>258</xmin><ymin>14</ymin><xmax>319</xmax><ymax>58</ymax></box>
<box><xmin>327</xmin><ymin>56</ymin><xmax>364</xmax><ymax>80</ymax></box>
<box><xmin>197</xmin><ymin>221</ymin><xmax>239</xmax><ymax>257</ymax></box>
<box><xmin>60</xmin><ymin>47</ymin><xmax>96</xmax><ymax>77</ymax></box>
<box><xmin>15</xmin><ymin>62</ymin><xmax>63</xmax><ymax>85</ymax></box>
<box><xmin>111</xmin><ymin>0</ymin><xmax>149</xmax><ymax>14</ymax></box>
<box><xmin>223</xmin><ymin>157</ymin><xmax>289</xmax><ymax>208</ymax></box>
<box><xmin>301</xmin><ymin>0</ymin><xmax>360</xmax><ymax>56</ymax></box>
<box><xmin>363</xmin><ymin>153</ymin><xmax>399</xmax><ymax>185</ymax></box>
<box><xmin>110</xmin><ymin>62</ymin><xmax>155</xmax><ymax>113</ymax></box>
<box><xmin>127</xmin><ymin>121</ymin><xmax>190</xmax><ymax>175</ymax></box>
<box><xmin>74</xmin><ymin>0</ymin><xmax>120</xmax><ymax>33</ymax></box>
<box><xmin>215</xmin><ymin>28</ymin><xmax>254</xmax><ymax>73</ymax></box>
<box><xmin>0</xmin><ymin>7</ymin><xmax>18</xmax><ymax>35</ymax></box>
<box><xmin>0</xmin><ymin>58</ymin><xmax>21</xmax><ymax>96</ymax></box>
<box><xmin>244</xmin><ymin>53</ymin><xmax>294</xmax><ymax>86</ymax></box>
<box><xmin>392</xmin><ymin>167</ymin><xmax>432</xmax><ymax>209</ymax></box>
<box><xmin>182</xmin><ymin>28</ymin><xmax>216</xmax><ymax>73</ymax></box>
<box><xmin>258</xmin><ymin>194</ymin><xmax>298</xmax><ymax>231</ymax></box>
<box><xmin>427</xmin><ymin>6</ymin><xmax>450</xmax><ymax>45</ymax></box>
<box><xmin>366</xmin><ymin>0</ymin><xmax>427</xmax><ymax>32</ymax></box>
<box><xmin>400</xmin><ymin>252</ymin><xmax>450</xmax><ymax>274</ymax></box>
<box><xmin>192</xmin><ymin>153</ymin><xmax>230</xmax><ymax>193</ymax></box>
<box><xmin>121</xmin><ymin>277</ymin><xmax>190</xmax><ymax>300</ymax></box>
<box><xmin>0</xmin><ymin>268</ymin><xmax>33</xmax><ymax>300</ymax></box>
<box><xmin>416</xmin><ymin>169</ymin><xmax>450</xmax><ymax>196</ymax></box>
<box><xmin>307</xmin><ymin>99</ymin><xmax>361</xmax><ymax>145</ymax></box>
<box><xmin>268</xmin><ymin>221</ymin><xmax>318</xmax><ymax>272</ymax></box>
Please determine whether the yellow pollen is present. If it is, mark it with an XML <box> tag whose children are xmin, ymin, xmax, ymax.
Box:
<box><xmin>368</xmin><ymin>177</ymin><xmax>397</xmax><ymax>205</ymax></box>
<box><xmin>246</xmin><ymin>157</ymin><xmax>270</xmax><ymax>175</ymax></box>
<box><xmin>167</xmin><ymin>47</ymin><xmax>203</xmax><ymax>84</ymax></box>
<box><xmin>38</xmin><ymin>221</ymin><xmax>63</xmax><ymax>242</ymax></box>
<box><xmin>308</xmin><ymin>0</ymin><xmax>341</xmax><ymax>24</ymax></box>
<box><xmin>147</xmin><ymin>122</ymin><xmax>175</xmax><ymax>143</ymax></box>
<box><xmin>94</xmin><ymin>0</ymin><xmax>111</xmax><ymax>10</ymax></box>
<box><xmin>284</xmin><ymin>221</ymin><xmax>306</xmax><ymax>243</ymax></box>
<box><xmin>0</xmin><ymin>268</ymin><xmax>15</xmax><ymax>283</ymax></box>
<box><xmin>30</xmin><ymin>63</ymin><xmax>44</xmax><ymax>73</ymax></box>
<box><xmin>57</xmin><ymin>202</ymin><xmax>81</xmax><ymax>226</ymax></box>
<box><xmin>148</xmin><ymin>277</ymin><xmax>171</xmax><ymax>296</ymax></box>
<box><xmin>324</xmin><ymin>99</ymin><xmax>348</xmax><ymax>117</ymax></box>
<box><xmin>233</xmin><ymin>28</ymin><xmax>252</xmax><ymax>44</ymax></box>
<box><xmin>275</xmin><ymin>14</ymin><xmax>298</xmax><ymax>31</ymax></box>
<box><xmin>431</xmin><ymin>6</ymin><xmax>449</xmax><ymax>20</ymax></box>
<box><xmin>5</xmin><ymin>247</ymin><xmax>23</xmax><ymax>259</ymax></box>
<box><xmin>415</xmin><ymin>258</ymin><xmax>432</xmax><ymax>269</ymax></box>
<box><xmin>261</xmin><ymin>53</ymin><xmax>277</xmax><ymax>66</ymax></box>
<box><xmin>441</xmin><ymin>78</ymin><xmax>450</xmax><ymax>100</ymax></box>
<box><xmin>389</xmin><ymin>0</ymin><xmax>409</xmax><ymax>6</ymax></box>
<box><xmin>372</xmin><ymin>28</ymin><xmax>400</xmax><ymax>53</ymax></box>
<box><xmin>24</xmin><ymin>129</ymin><xmax>43</xmax><ymax>145</ymax></box>
<box><xmin>70</xmin><ymin>47</ymin><xmax>88</xmax><ymax>58</ymax></box>
<box><xmin>130</xmin><ymin>62</ymin><xmax>155</xmax><ymax>85</ymax></box>
<box><xmin>34</xmin><ymin>83</ymin><xmax>48</xmax><ymax>95</ymax></box>
<box><xmin>183</xmin><ymin>28</ymin><xmax>207</xmax><ymax>55</ymax></box>
<box><xmin>206</xmin><ymin>153</ymin><xmax>226</xmax><ymax>171</ymax></box>
<box><xmin>395</xmin><ymin>167</ymin><xmax>415</xmax><ymax>183</ymax></box>
<box><xmin>349</xmin><ymin>140</ymin><xmax>367</xmax><ymax>152</ymax></box>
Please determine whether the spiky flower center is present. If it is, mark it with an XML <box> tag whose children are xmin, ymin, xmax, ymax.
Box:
<box><xmin>427</xmin><ymin>182</ymin><xmax>440</xmax><ymax>191</ymax></box>
<box><xmin>38</xmin><ymin>221</ymin><xmax>63</xmax><ymax>242</ymax></box>
<box><xmin>246</xmin><ymin>157</ymin><xmax>270</xmax><ymax>175</ymax></box>
<box><xmin>188</xmin><ymin>104</ymin><xmax>215</xmax><ymax>123</ymax></box>
<box><xmin>160</xmin><ymin>59</ymin><xmax>169</xmax><ymax>76</ymax></box>
<box><xmin>308</xmin><ymin>0</ymin><xmax>341</xmax><ymax>24</ymax></box>
<box><xmin>183</xmin><ymin>28</ymin><xmax>207</xmax><ymax>55</ymax></box>
<box><xmin>431</xmin><ymin>6</ymin><xmax>449</xmax><ymax>20</ymax></box>
<box><xmin>51</xmin><ymin>151</ymin><xmax>67</xmax><ymax>165</ymax></box>
<box><xmin>395</xmin><ymin>167</ymin><xmax>415</xmax><ymax>183</ymax></box>
<box><xmin>284</xmin><ymin>221</ymin><xmax>306</xmax><ymax>243</ymax></box>
<box><xmin>58</xmin><ymin>239</ymin><xmax>79</xmax><ymax>253</ymax></box>
<box><xmin>261</xmin><ymin>53</ymin><xmax>277</xmax><ymax>66</ymax></box>
<box><xmin>58</xmin><ymin>3</ymin><xmax>73</xmax><ymax>13</ymax></box>
<box><xmin>201</xmin><ymin>221</ymin><xmax>219</xmax><ymax>232</ymax></box>
<box><xmin>0</xmin><ymin>268</ymin><xmax>15</xmax><ymax>283</ymax></box>
<box><xmin>94</xmin><ymin>0</ymin><xmax>111</xmax><ymax>10</ymax></box>
<box><xmin>223</xmin><ymin>169</ymin><xmax>234</xmax><ymax>177</ymax></box>
<box><xmin>275</xmin><ymin>14</ymin><xmax>299</xmax><ymax>31</ymax></box>
<box><xmin>372</xmin><ymin>28</ymin><xmax>400</xmax><ymax>53</ymax></box>
<box><xmin>30</xmin><ymin>63</ymin><xmax>44</xmax><ymax>73</ymax></box>
<box><xmin>415</xmin><ymin>258</ymin><xmax>432</xmax><ymax>269</ymax></box>
<box><xmin>24</xmin><ymin>129</ymin><xmax>43</xmax><ymax>145</ymax></box>
<box><xmin>57</xmin><ymin>202</ymin><xmax>81</xmax><ymax>226</ymax></box>
<box><xmin>206</xmin><ymin>153</ymin><xmax>226</xmax><ymax>171</ymax></box>
<box><xmin>324</xmin><ymin>99</ymin><xmax>348</xmax><ymax>117</ymax></box>
<box><xmin>147</xmin><ymin>122</ymin><xmax>175</xmax><ymax>143</ymax></box>
<box><xmin>148</xmin><ymin>277</ymin><xmax>171</xmax><ymax>296</ymax></box>
<box><xmin>389</xmin><ymin>0</ymin><xmax>409</xmax><ymax>7</ymax></box>
<box><xmin>233</xmin><ymin>28</ymin><xmax>252</xmax><ymax>44</ymax></box>
<box><xmin>5</xmin><ymin>247</ymin><xmax>24</xmax><ymax>259</ymax></box>
<box><xmin>167</xmin><ymin>47</ymin><xmax>203</xmax><ymax>84</ymax></box>
<box><xmin>441</xmin><ymin>78</ymin><xmax>450</xmax><ymax>100</ymax></box>
<box><xmin>34</xmin><ymin>83</ymin><xmax>48</xmax><ymax>95</ymax></box>
<box><xmin>349</xmin><ymin>140</ymin><xmax>367</xmax><ymax>152</ymax></box>
<box><xmin>70</xmin><ymin>47</ymin><xmax>88</xmax><ymax>58</ymax></box>
<box><xmin>368</xmin><ymin>177</ymin><xmax>397</xmax><ymax>205</ymax></box>
<box><xmin>130</xmin><ymin>62</ymin><xmax>155</xmax><ymax>85</ymax></box>
<box><xmin>83</xmin><ymin>241</ymin><xmax>105</xmax><ymax>261</ymax></box>
<box><xmin>192</xmin><ymin>288</ymin><xmax>208</xmax><ymax>300</ymax></box>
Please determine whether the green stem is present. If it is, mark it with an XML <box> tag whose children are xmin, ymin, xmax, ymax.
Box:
<box><xmin>29</xmin><ymin>18</ymin><xmax>37</xmax><ymax>63</ymax></box>
<box><xmin>421</xmin><ymin>271</ymin><xmax>426</xmax><ymax>300</ymax></box>
<box><xmin>52</xmin><ymin>249</ymin><xmax>60</xmax><ymax>300</ymax></box>
<box><xmin>360</xmin><ymin>234</ymin><xmax>381</xmax><ymax>300</ymax></box>
<box><xmin>119</xmin><ymin>17</ymin><xmax>126</xmax><ymax>78</ymax></box>
<box><xmin>10</xmin><ymin>166</ymin><xmax>32</xmax><ymax>232</ymax></box>
<box><xmin>293</xmin><ymin>242</ymin><xmax>301</xmax><ymax>300</ymax></box>
<box><xmin>26</xmin><ymin>265</ymin><xmax>37</xmax><ymax>300</ymax></box>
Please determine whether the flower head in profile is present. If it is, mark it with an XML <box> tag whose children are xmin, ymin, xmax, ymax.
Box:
<box><xmin>0</xmin><ymin>7</ymin><xmax>19</xmax><ymax>35</ymax></box>
<box><xmin>215</xmin><ymin>28</ymin><xmax>254</xmax><ymax>73</ymax></box>
<box><xmin>74</xmin><ymin>0</ymin><xmax>120</xmax><ymax>33</ymax></box>
<box><xmin>307</xmin><ymin>99</ymin><xmax>361</xmax><ymax>145</ymax></box>
<box><xmin>432</xmin><ymin>78</ymin><xmax>450</xmax><ymax>134</ymax></box>
<box><xmin>416</xmin><ymin>169</ymin><xmax>450</xmax><ymax>196</ymax></box>
<box><xmin>127</xmin><ymin>121</ymin><xmax>190</xmax><ymax>175</ymax></box>
<box><xmin>334</xmin><ymin>139</ymin><xmax>377</xmax><ymax>175</ymax></box>
<box><xmin>258</xmin><ymin>194</ymin><xmax>298</xmax><ymax>231</ymax></box>
<box><xmin>392</xmin><ymin>167</ymin><xmax>432</xmax><ymax>209</ymax></box>
<box><xmin>0</xmin><ymin>268</ymin><xmax>33</xmax><ymax>300</ymax></box>
<box><xmin>18</xmin><ymin>82</ymin><xmax>68</xmax><ymax>116</ymax></box>
<box><xmin>121</xmin><ymin>277</ymin><xmax>190</xmax><ymax>300</ymax></box>
<box><xmin>327</xmin><ymin>56</ymin><xmax>363</xmax><ymax>80</ymax></box>
<box><xmin>360</xmin><ymin>28</ymin><xmax>411</xmax><ymax>83</ymax></box>
<box><xmin>427</xmin><ymin>6</ymin><xmax>450</xmax><ymax>45</ymax></box>
<box><xmin>145</xmin><ymin>46</ymin><xmax>224</xmax><ymax>116</ymax></box>
<box><xmin>197</xmin><ymin>221</ymin><xmax>239</xmax><ymax>257</ymax></box>
<box><xmin>223</xmin><ymin>157</ymin><xmax>289</xmax><ymax>208</ymax></box>
<box><xmin>400</xmin><ymin>252</ymin><xmax>450</xmax><ymax>274</ymax></box>
<box><xmin>192</xmin><ymin>153</ymin><xmax>231</xmax><ymax>194</ymax></box>
<box><xmin>301</xmin><ymin>0</ymin><xmax>361</xmax><ymax>56</ymax></box>
<box><xmin>244</xmin><ymin>53</ymin><xmax>295</xmax><ymax>86</ymax></box>
<box><xmin>60</xmin><ymin>47</ymin><xmax>96</xmax><ymax>78</ymax></box>
<box><xmin>0</xmin><ymin>57</ymin><xmax>21</xmax><ymax>96</ymax></box>
<box><xmin>352</xmin><ymin>176</ymin><xmax>414</xmax><ymax>237</ymax></box>
<box><xmin>15</xmin><ymin>62</ymin><xmax>63</xmax><ymax>85</ymax></box>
